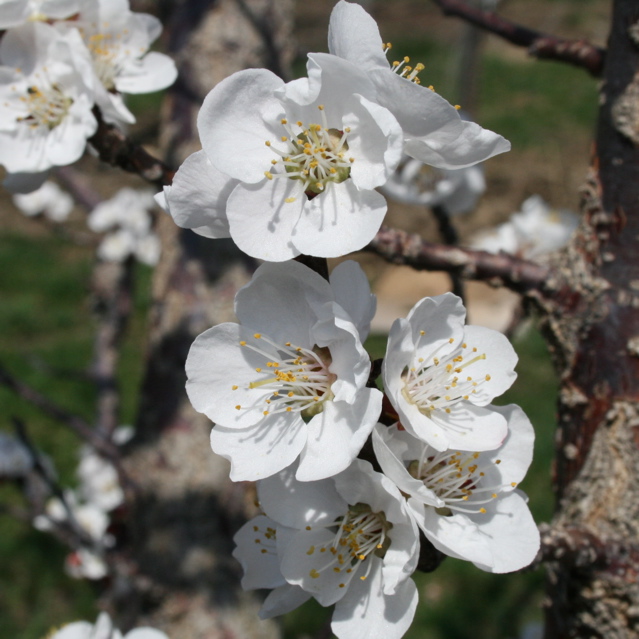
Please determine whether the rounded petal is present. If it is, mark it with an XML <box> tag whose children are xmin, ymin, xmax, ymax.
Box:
<box><xmin>125</xmin><ymin>630</ymin><xmax>169</xmax><ymax>639</ymax></box>
<box><xmin>161</xmin><ymin>150</ymin><xmax>233</xmax><ymax>239</ymax></box>
<box><xmin>114</xmin><ymin>52</ymin><xmax>177</xmax><ymax>94</ymax></box>
<box><xmin>233</xmin><ymin>515</ymin><xmax>286</xmax><ymax>590</ymax></box>
<box><xmin>332</xmin><ymin>562</ymin><xmax>418</xmax><ymax>639</ymax></box>
<box><xmin>345</xmin><ymin>94</ymin><xmax>403</xmax><ymax>190</ymax></box>
<box><xmin>186</xmin><ymin>323</ymin><xmax>281</xmax><ymax>428</ymax></box>
<box><xmin>198</xmin><ymin>69</ymin><xmax>285</xmax><ymax>183</ymax></box>
<box><xmin>296</xmin><ymin>389</ymin><xmax>382</xmax><ymax>481</ymax></box>
<box><xmin>329</xmin><ymin>260</ymin><xmax>376</xmax><ymax>342</ymax></box>
<box><xmin>235</xmin><ymin>260</ymin><xmax>332</xmax><ymax>346</ymax></box>
<box><xmin>292</xmin><ymin>181</ymin><xmax>387</xmax><ymax>258</ymax></box>
<box><xmin>226</xmin><ymin>179</ymin><xmax>302</xmax><ymax>261</ymax></box>
<box><xmin>259</xmin><ymin>464</ymin><xmax>346</xmax><ymax>529</ymax></box>
<box><xmin>327</xmin><ymin>1</ymin><xmax>389</xmax><ymax>71</ymax></box>
<box><xmin>461</xmin><ymin>325</ymin><xmax>518</xmax><ymax>404</ymax></box>
<box><xmin>260</xmin><ymin>584</ymin><xmax>311</xmax><ymax>619</ymax></box>
<box><xmin>210</xmin><ymin>417</ymin><xmax>306</xmax><ymax>482</ymax></box>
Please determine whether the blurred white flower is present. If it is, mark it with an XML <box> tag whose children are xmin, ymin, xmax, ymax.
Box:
<box><xmin>381</xmin><ymin>155</ymin><xmax>485</xmax><ymax>215</ymax></box>
<box><xmin>0</xmin><ymin>431</ymin><xmax>32</xmax><ymax>477</ymax></box>
<box><xmin>471</xmin><ymin>195</ymin><xmax>579</xmax><ymax>259</ymax></box>
<box><xmin>48</xmin><ymin>611</ymin><xmax>170</xmax><ymax>639</ymax></box>
<box><xmin>77</xmin><ymin>446</ymin><xmax>124</xmax><ymax>512</ymax></box>
<box><xmin>63</xmin><ymin>0</ymin><xmax>177</xmax><ymax>124</ymax></box>
<box><xmin>0</xmin><ymin>22</ymin><xmax>97</xmax><ymax>173</ymax></box>
<box><xmin>65</xmin><ymin>547</ymin><xmax>108</xmax><ymax>580</ymax></box>
<box><xmin>88</xmin><ymin>188</ymin><xmax>160</xmax><ymax>265</ymax></box>
<box><xmin>12</xmin><ymin>180</ymin><xmax>73</xmax><ymax>221</ymax></box>
<box><xmin>0</xmin><ymin>0</ymin><xmax>79</xmax><ymax>29</ymax></box>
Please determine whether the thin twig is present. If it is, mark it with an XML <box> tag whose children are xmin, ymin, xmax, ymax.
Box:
<box><xmin>88</xmin><ymin>108</ymin><xmax>175</xmax><ymax>189</ymax></box>
<box><xmin>0</xmin><ymin>362</ymin><xmax>119</xmax><ymax>460</ymax></box>
<box><xmin>365</xmin><ymin>225</ymin><xmax>550</xmax><ymax>295</ymax></box>
<box><xmin>431</xmin><ymin>0</ymin><xmax>605</xmax><ymax>76</ymax></box>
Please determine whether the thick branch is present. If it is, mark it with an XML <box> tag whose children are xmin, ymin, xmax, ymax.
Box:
<box><xmin>365</xmin><ymin>225</ymin><xmax>550</xmax><ymax>295</ymax></box>
<box><xmin>431</xmin><ymin>0</ymin><xmax>605</xmax><ymax>76</ymax></box>
<box><xmin>88</xmin><ymin>108</ymin><xmax>175</xmax><ymax>189</ymax></box>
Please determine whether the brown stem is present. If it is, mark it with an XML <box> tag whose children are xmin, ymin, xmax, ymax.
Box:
<box><xmin>431</xmin><ymin>0</ymin><xmax>605</xmax><ymax>76</ymax></box>
<box><xmin>88</xmin><ymin>108</ymin><xmax>175</xmax><ymax>189</ymax></box>
<box><xmin>365</xmin><ymin>225</ymin><xmax>550</xmax><ymax>295</ymax></box>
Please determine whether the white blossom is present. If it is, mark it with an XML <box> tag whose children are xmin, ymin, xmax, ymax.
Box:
<box><xmin>12</xmin><ymin>180</ymin><xmax>73</xmax><ymax>221</ymax></box>
<box><xmin>186</xmin><ymin>260</ymin><xmax>381</xmax><ymax>482</ymax></box>
<box><xmin>64</xmin><ymin>0</ymin><xmax>177</xmax><ymax>124</ymax></box>
<box><xmin>0</xmin><ymin>22</ymin><xmax>97</xmax><ymax>173</ymax></box>
<box><xmin>47</xmin><ymin>612</ymin><xmax>169</xmax><ymax>639</ymax></box>
<box><xmin>234</xmin><ymin>460</ymin><xmax>420</xmax><ymax>639</ymax></box>
<box><xmin>77</xmin><ymin>446</ymin><xmax>124</xmax><ymax>512</ymax></box>
<box><xmin>471</xmin><ymin>195</ymin><xmax>579</xmax><ymax>259</ymax></box>
<box><xmin>65</xmin><ymin>547</ymin><xmax>108</xmax><ymax>580</ymax></box>
<box><xmin>163</xmin><ymin>52</ymin><xmax>403</xmax><ymax>261</ymax></box>
<box><xmin>382</xmin><ymin>292</ymin><xmax>517</xmax><ymax>451</ymax></box>
<box><xmin>372</xmin><ymin>404</ymin><xmax>540</xmax><ymax>573</ymax></box>
<box><xmin>380</xmin><ymin>154</ymin><xmax>485</xmax><ymax>215</ymax></box>
<box><xmin>0</xmin><ymin>0</ymin><xmax>79</xmax><ymax>29</ymax></box>
<box><xmin>88</xmin><ymin>187</ymin><xmax>160</xmax><ymax>265</ymax></box>
<box><xmin>328</xmin><ymin>1</ymin><xmax>510</xmax><ymax>169</ymax></box>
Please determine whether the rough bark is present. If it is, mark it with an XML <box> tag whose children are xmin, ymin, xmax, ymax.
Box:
<box><xmin>540</xmin><ymin>1</ymin><xmax>639</xmax><ymax>636</ymax></box>
<box><xmin>106</xmin><ymin>1</ymin><xmax>294</xmax><ymax>636</ymax></box>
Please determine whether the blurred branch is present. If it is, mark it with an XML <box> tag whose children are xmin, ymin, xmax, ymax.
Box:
<box><xmin>431</xmin><ymin>0</ymin><xmax>605</xmax><ymax>76</ymax></box>
<box><xmin>365</xmin><ymin>225</ymin><xmax>550</xmax><ymax>295</ymax></box>
<box><xmin>91</xmin><ymin>259</ymin><xmax>135</xmax><ymax>438</ymax></box>
<box><xmin>0</xmin><ymin>362</ymin><xmax>119</xmax><ymax>461</ymax></box>
<box><xmin>88</xmin><ymin>108</ymin><xmax>175</xmax><ymax>189</ymax></box>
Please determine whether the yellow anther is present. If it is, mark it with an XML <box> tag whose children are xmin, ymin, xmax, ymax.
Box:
<box><xmin>255</xmin><ymin>368</ymin><xmax>262</xmax><ymax>372</ymax></box>
<box><xmin>495</xmin><ymin>459</ymin><xmax>501</xmax><ymax>465</ymax></box>
<box><xmin>306</xmin><ymin>526</ymin><xmax>312</xmax><ymax>530</ymax></box>
<box><xmin>485</xmin><ymin>374</ymin><xmax>491</xmax><ymax>381</ymax></box>
<box><xmin>265</xmin><ymin>140</ymin><xmax>271</xmax><ymax>146</ymax></box>
<box><xmin>263</xmin><ymin>410</ymin><xmax>269</xmax><ymax>416</ymax></box>
<box><xmin>318</xmin><ymin>105</ymin><xmax>324</xmax><ymax>111</ymax></box>
<box><xmin>254</xmin><ymin>333</ymin><xmax>261</xmax><ymax>339</ymax></box>
<box><xmin>235</xmin><ymin>405</ymin><xmax>241</xmax><ymax>410</ymax></box>
<box><xmin>479</xmin><ymin>508</ymin><xmax>487</xmax><ymax>514</ymax></box>
<box><xmin>264</xmin><ymin>171</ymin><xmax>273</xmax><ymax>179</ymax></box>
<box><xmin>306</xmin><ymin>546</ymin><xmax>315</xmax><ymax>555</ymax></box>
<box><xmin>309</xmin><ymin>569</ymin><xmax>320</xmax><ymax>579</ymax></box>
<box><xmin>231</xmin><ymin>385</ymin><xmax>238</xmax><ymax>390</ymax></box>
<box><xmin>285</xmin><ymin>197</ymin><xmax>296</xmax><ymax>203</ymax></box>
<box><xmin>511</xmin><ymin>482</ymin><xmax>517</xmax><ymax>487</ymax></box>
<box><xmin>454</xmin><ymin>105</ymin><xmax>461</xmax><ymax>110</ymax></box>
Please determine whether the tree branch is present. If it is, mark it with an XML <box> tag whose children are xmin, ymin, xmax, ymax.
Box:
<box><xmin>365</xmin><ymin>225</ymin><xmax>550</xmax><ymax>295</ymax></box>
<box><xmin>431</xmin><ymin>0</ymin><xmax>606</xmax><ymax>76</ymax></box>
<box><xmin>88</xmin><ymin>108</ymin><xmax>175</xmax><ymax>189</ymax></box>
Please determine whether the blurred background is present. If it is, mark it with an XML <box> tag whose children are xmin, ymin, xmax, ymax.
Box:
<box><xmin>0</xmin><ymin>0</ymin><xmax>609</xmax><ymax>637</ymax></box>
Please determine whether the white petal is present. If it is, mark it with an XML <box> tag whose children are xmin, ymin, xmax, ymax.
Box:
<box><xmin>233</xmin><ymin>515</ymin><xmax>286</xmax><ymax>590</ymax></box>
<box><xmin>234</xmin><ymin>260</ymin><xmax>331</xmax><ymax>346</ymax></box>
<box><xmin>186</xmin><ymin>323</ymin><xmax>281</xmax><ymax>428</ymax></box>
<box><xmin>329</xmin><ymin>260</ymin><xmax>376</xmax><ymax>342</ymax></box>
<box><xmin>331</xmin><ymin>561</ymin><xmax>418</xmax><ymax>639</ymax></box>
<box><xmin>161</xmin><ymin>150</ymin><xmax>233</xmax><ymax>239</ymax></box>
<box><xmin>259</xmin><ymin>463</ymin><xmax>346</xmax><ymax>529</ymax></box>
<box><xmin>198</xmin><ymin>68</ymin><xmax>285</xmax><ymax>183</ymax></box>
<box><xmin>209</xmin><ymin>417</ymin><xmax>307</xmax><ymax>482</ymax></box>
<box><xmin>345</xmin><ymin>94</ymin><xmax>402</xmax><ymax>191</ymax></box>
<box><xmin>327</xmin><ymin>1</ymin><xmax>389</xmax><ymax>71</ymax></box>
<box><xmin>296</xmin><ymin>389</ymin><xmax>381</xmax><ymax>481</ymax></box>
<box><xmin>226</xmin><ymin>179</ymin><xmax>302</xmax><ymax>261</ymax></box>
<box><xmin>115</xmin><ymin>52</ymin><xmax>177</xmax><ymax>94</ymax></box>
<box><xmin>124</xmin><ymin>630</ymin><xmax>169</xmax><ymax>639</ymax></box>
<box><xmin>292</xmin><ymin>181</ymin><xmax>387</xmax><ymax>258</ymax></box>
<box><xmin>260</xmin><ymin>584</ymin><xmax>311</xmax><ymax>619</ymax></box>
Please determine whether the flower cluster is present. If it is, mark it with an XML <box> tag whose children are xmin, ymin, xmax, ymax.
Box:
<box><xmin>0</xmin><ymin>0</ymin><xmax>176</xmax><ymax>186</ymax></box>
<box><xmin>471</xmin><ymin>194</ymin><xmax>579</xmax><ymax>259</ymax></box>
<box><xmin>47</xmin><ymin>612</ymin><xmax>169</xmax><ymax>639</ymax></box>
<box><xmin>33</xmin><ymin>426</ymin><xmax>131</xmax><ymax>580</ymax></box>
<box><xmin>88</xmin><ymin>187</ymin><xmax>161</xmax><ymax>265</ymax></box>
<box><xmin>157</xmin><ymin>1</ymin><xmax>508</xmax><ymax>261</ymax></box>
<box><xmin>174</xmin><ymin>2</ymin><xmax>540</xmax><ymax>638</ymax></box>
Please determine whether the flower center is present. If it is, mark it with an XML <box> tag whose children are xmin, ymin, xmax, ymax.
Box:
<box><xmin>264</xmin><ymin>105</ymin><xmax>354</xmax><ymax>201</ymax></box>
<box><xmin>409</xmin><ymin>449</ymin><xmax>515</xmax><ymax>516</ymax></box>
<box><xmin>250</xmin><ymin>520</ymin><xmax>278</xmax><ymax>557</ymax></box>
<box><xmin>17</xmin><ymin>83</ymin><xmax>73</xmax><ymax>130</ymax></box>
<box><xmin>383</xmin><ymin>43</ymin><xmax>426</xmax><ymax>85</ymax></box>
<box><xmin>401</xmin><ymin>334</ymin><xmax>489</xmax><ymax>419</ymax></box>
<box><xmin>84</xmin><ymin>29</ymin><xmax>130</xmax><ymax>91</ymax></box>
<box><xmin>235</xmin><ymin>334</ymin><xmax>336</xmax><ymax>419</ymax></box>
<box><xmin>305</xmin><ymin>503</ymin><xmax>392</xmax><ymax>587</ymax></box>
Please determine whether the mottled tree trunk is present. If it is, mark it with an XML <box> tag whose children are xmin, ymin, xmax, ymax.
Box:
<box><xmin>543</xmin><ymin>1</ymin><xmax>639</xmax><ymax>636</ymax></box>
<box><xmin>107</xmin><ymin>1</ymin><xmax>294</xmax><ymax>636</ymax></box>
